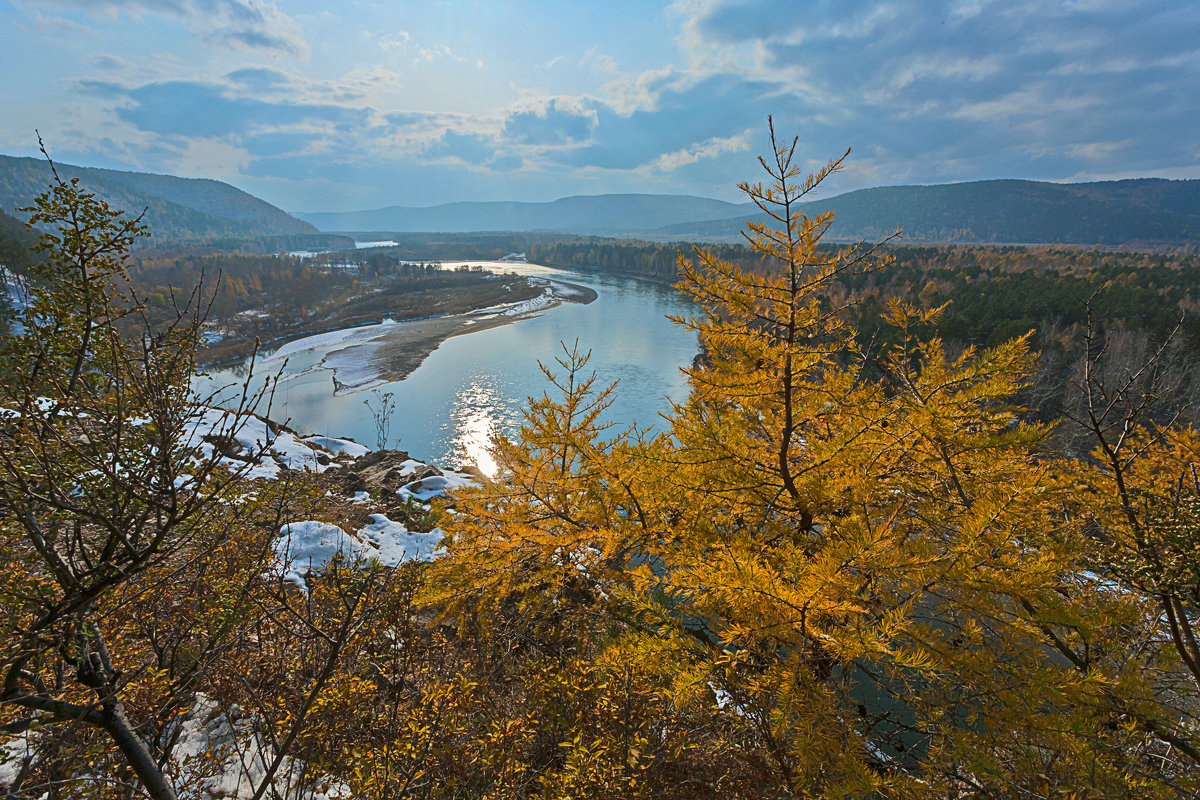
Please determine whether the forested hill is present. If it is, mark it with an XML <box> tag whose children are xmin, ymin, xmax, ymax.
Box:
<box><xmin>658</xmin><ymin>178</ymin><xmax>1200</xmax><ymax>247</ymax></box>
<box><xmin>0</xmin><ymin>208</ymin><xmax>36</xmax><ymax>271</ymax></box>
<box><xmin>300</xmin><ymin>179</ymin><xmax>1200</xmax><ymax>247</ymax></box>
<box><xmin>298</xmin><ymin>193</ymin><xmax>751</xmax><ymax>235</ymax></box>
<box><xmin>0</xmin><ymin>155</ymin><xmax>344</xmax><ymax>250</ymax></box>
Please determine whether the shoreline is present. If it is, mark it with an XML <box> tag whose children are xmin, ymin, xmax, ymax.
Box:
<box><xmin>253</xmin><ymin>277</ymin><xmax>598</xmax><ymax>395</ymax></box>
<box><xmin>200</xmin><ymin>275</ymin><xmax>597</xmax><ymax>373</ymax></box>
<box><xmin>326</xmin><ymin>310</ymin><xmax>535</xmax><ymax>394</ymax></box>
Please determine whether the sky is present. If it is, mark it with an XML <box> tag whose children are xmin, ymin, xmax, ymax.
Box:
<box><xmin>1</xmin><ymin>0</ymin><xmax>1197</xmax><ymax>213</ymax></box>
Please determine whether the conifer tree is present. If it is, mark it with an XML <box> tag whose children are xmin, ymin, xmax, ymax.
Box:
<box><xmin>440</xmin><ymin>121</ymin><xmax>1200</xmax><ymax>797</ymax></box>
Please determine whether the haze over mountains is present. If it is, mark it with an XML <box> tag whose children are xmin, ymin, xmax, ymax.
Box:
<box><xmin>0</xmin><ymin>156</ymin><xmax>348</xmax><ymax>250</ymax></box>
<box><xmin>298</xmin><ymin>195</ymin><xmax>753</xmax><ymax>237</ymax></box>
<box><xmin>1</xmin><ymin>154</ymin><xmax>1198</xmax><ymax>250</ymax></box>
<box><xmin>302</xmin><ymin>179</ymin><xmax>1200</xmax><ymax>248</ymax></box>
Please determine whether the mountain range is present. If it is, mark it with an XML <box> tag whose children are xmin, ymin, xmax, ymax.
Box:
<box><xmin>300</xmin><ymin>178</ymin><xmax>1200</xmax><ymax>247</ymax></box>
<box><xmin>298</xmin><ymin>194</ymin><xmax>751</xmax><ymax>237</ymax></box>
<box><xmin>660</xmin><ymin>178</ymin><xmax>1200</xmax><ymax>246</ymax></box>
<box><xmin>3</xmin><ymin>153</ymin><xmax>1198</xmax><ymax>250</ymax></box>
<box><xmin>0</xmin><ymin>156</ymin><xmax>347</xmax><ymax>250</ymax></box>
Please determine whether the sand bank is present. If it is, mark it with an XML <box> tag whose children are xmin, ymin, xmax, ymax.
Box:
<box><xmin>274</xmin><ymin>278</ymin><xmax>596</xmax><ymax>395</ymax></box>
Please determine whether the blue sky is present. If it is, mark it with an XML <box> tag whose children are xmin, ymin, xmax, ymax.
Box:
<box><xmin>2</xmin><ymin>0</ymin><xmax>1197</xmax><ymax>212</ymax></box>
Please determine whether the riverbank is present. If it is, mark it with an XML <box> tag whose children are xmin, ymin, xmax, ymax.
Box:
<box><xmin>263</xmin><ymin>277</ymin><xmax>596</xmax><ymax>395</ymax></box>
<box><xmin>197</xmin><ymin>269</ymin><xmax>548</xmax><ymax>369</ymax></box>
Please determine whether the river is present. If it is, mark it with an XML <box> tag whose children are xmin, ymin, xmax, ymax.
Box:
<box><xmin>194</xmin><ymin>261</ymin><xmax>699</xmax><ymax>475</ymax></box>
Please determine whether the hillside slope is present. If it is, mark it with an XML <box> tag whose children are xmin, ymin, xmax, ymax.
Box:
<box><xmin>298</xmin><ymin>194</ymin><xmax>751</xmax><ymax>235</ymax></box>
<box><xmin>658</xmin><ymin>178</ymin><xmax>1200</xmax><ymax>246</ymax></box>
<box><xmin>0</xmin><ymin>208</ymin><xmax>36</xmax><ymax>271</ymax></box>
<box><xmin>0</xmin><ymin>155</ymin><xmax>324</xmax><ymax>247</ymax></box>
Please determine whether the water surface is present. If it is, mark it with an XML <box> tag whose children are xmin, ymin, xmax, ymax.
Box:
<box><xmin>196</xmin><ymin>261</ymin><xmax>698</xmax><ymax>474</ymax></box>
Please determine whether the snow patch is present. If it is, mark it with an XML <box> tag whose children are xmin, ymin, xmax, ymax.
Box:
<box><xmin>184</xmin><ymin>407</ymin><xmax>361</xmax><ymax>480</ymax></box>
<box><xmin>275</xmin><ymin>515</ymin><xmax>445</xmax><ymax>590</ymax></box>
<box><xmin>303</xmin><ymin>435</ymin><xmax>370</xmax><ymax>459</ymax></box>
<box><xmin>499</xmin><ymin>288</ymin><xmax>554</xmax><ymax>316</ymax></box>
<box><xmin>357</xmin><ymin>513</ymin><xmax>445</xmax><ymax>565</ymax></box>
<box><xmin>275</xmin><ymin>522</ymin><xmax>357</xmax><ymax>590</ymax></box>
<box><xmin>262</xmin><ymin>319</ymin><xmax>398</xmax><ymax>363</ymax></box>
<box><xmin>397</xmin><ymin>469</ymin><xmax>478</xmax><ymax>502</ymax></box>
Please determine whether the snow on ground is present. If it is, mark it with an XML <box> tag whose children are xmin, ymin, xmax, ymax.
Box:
<box><xmin>542</xmin><ymin>279</ymin><xmax>588</xmax><ymax>299</ymax></box>
<box><xmin>303</xmin><ymin>435</ymin><xmax>370</xmax><ymax>459</ymax></box>
<box><xmin>498</xmin><ymin>288</ymin><xmax>555</xmax><ymax>317</ymax></box>
<box><xmin>189</xmin><ymin>405</ymin><xmax>483</xmax><ymax>588</ymax></box>
<box><xmin>275</xmin><ymin>521</ymin><xmax>360</xmax><ymax>589</ymax></box>
<box><xmin>183</xmin><ymin>407</ymin><xmax>479</xmax><ymax>496</ymax></box>
<box><xmin>481</xmin><ymin>277</ymin><xmax>588</xmax><ymax>318</ymax></box>
<box><xmin>261</xmin><ymin>319</ymin><xmax>399</xmax><ymax>364</ymax></box>
<box><xmin>398</xmin><ymin>469</ymin><xmax>478</xmax><ymax>502</ymax></box>
<box><xmin>276</xmin><ymin>514</ymin><xmax>446</xmax><ymax>590</ymax></box>
<box><xmin>0</xmin><ymin>696</ymin><xmax>354</xmax><ymax>799</ymax></box>
<box><xmin>357</xmin><ymin>513</ymin><xmax>445</xmax><ymax>564</ymax></box>
<box><xmin>393</xmin><ymin>458</ymin><xmax>427</xmax><ymax>477</ymax></box>
<box><xmin>170</xmin><ymin>696</ymin><xmax>350</xmax><ymax>800</ymax></box>
<box><xmin>183</xmin><ymin>407</ymin><xmax>368</xmax><ymax>479</ymax></box>
<box><xmin>1</xmin><ymin>401</ymin><xmax>478</xmax><ymax>794</ymax></box>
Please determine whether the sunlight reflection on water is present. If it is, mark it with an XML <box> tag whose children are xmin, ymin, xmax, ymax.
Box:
<box><xmin>195</xmin><ymin>262</ymin><xmax>697</xmax><ymax>472</ymax></box>
<box><xmin>448</xmin><ymin>379</ymin><xmax>508</xmax><ymax>478</ymax></box>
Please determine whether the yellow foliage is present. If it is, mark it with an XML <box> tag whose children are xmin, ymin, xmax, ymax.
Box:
<box><xmin>435</xmin><ymin>121</ymin><xmax>1200</xmax><ymax>797</ymax></box>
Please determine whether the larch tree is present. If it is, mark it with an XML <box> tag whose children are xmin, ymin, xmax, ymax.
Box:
<box><xmin>438</xmin><ymin>121</ymin><xmax>1200</xmax><ymax>798</ymax></box>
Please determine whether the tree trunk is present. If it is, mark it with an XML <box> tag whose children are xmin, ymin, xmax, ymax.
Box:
<box><xmin>98</xmin><ymin>699</ymin><xmax>179</xmax><ymax>800</ymax></box>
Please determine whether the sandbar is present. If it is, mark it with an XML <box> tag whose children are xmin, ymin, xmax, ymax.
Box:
<box><xmin>317</xmin><ymin>278</ymin><xmax>597</xmax><ymax>394</ymax></box>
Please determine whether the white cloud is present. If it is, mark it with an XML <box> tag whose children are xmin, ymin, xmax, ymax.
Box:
<box><xmin>36</xmin><ymin>0</ymin><xmax>309</xmax><ymax>57</ymax></box>
<box><xmin>888</xmin><ymin>54</ymin><xmax>1001</xmax><ymax>91</ymax></box>
<box><xmin>650</xmin><ymin>129</ymin><xmax>753</xmax><ymax>172</ymax></box>
<box><xmin>377</xmin><ymin>30</ymin><xmax>411</xmax><ymax>51</ymax></box>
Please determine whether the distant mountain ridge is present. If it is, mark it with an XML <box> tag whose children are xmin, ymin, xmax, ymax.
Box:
<box><xmin>6</xmin><ymin>155</ymin><xmax>1195</xmax><ymax>248</ymax></box>
<box><xmin>0</xmin><ymin>155</ymin><xmax>340</xmax><ymax>250</ymax></box>
<box><xmin>302</xmin><ymin>179</ymin><xmax>1200</xmax><ymax>247</ymax></box>
<box><xmin>659</xmin><ymin>178</ymin><xmax>1200</xmax><ymax>246</ymax></box>
<box><xmin>298</xmin><ymin>194</ymin><xmax>752</xmax><ymax>236</ymax></box>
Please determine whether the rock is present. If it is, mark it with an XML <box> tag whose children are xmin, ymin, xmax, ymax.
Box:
<box><xmin>203</xmin><ymin>432</ymin><xmax>244</xmax><ymax>460</ymax></box>
<box><xmin>335</xmin><ymin>471</ymin><xmax>368</xmax><ymax>495</ymax></box>
<box><xmin>409</xmin><ymin>464</ymin><xmax>443</xmax><ymax>482</ymax></box>
<box><xmin>454</xmin><ymin>463</ymin><xmax>486</xmax><ymax>482</ymax></box>
<box><xmin>329</xmin><ymin>448</ymin><xmax>421</xmax><ymax>493</ymax></box>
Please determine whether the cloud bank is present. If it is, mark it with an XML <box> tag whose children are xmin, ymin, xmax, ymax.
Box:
<box><xmin>7</xmin><ymin>0</ymin><xmax>1197</xmax><ymax>210</ymax></box>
